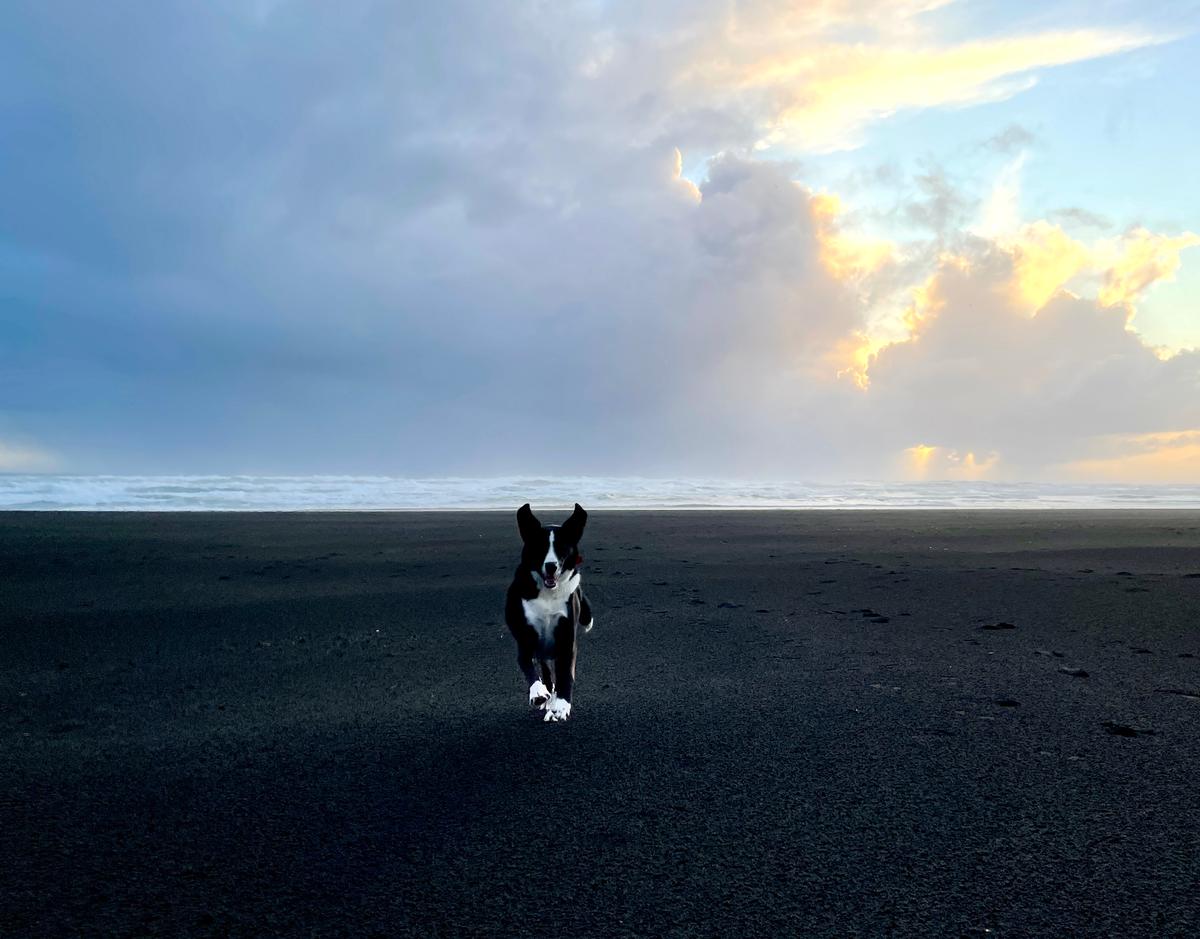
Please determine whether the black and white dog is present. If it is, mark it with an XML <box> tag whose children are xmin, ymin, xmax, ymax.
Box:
<box><xmin>505</xmin><ymin>503</ymin><xmax>594</xmax><ymax>722</ymax></box>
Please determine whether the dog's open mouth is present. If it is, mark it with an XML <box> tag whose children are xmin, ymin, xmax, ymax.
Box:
<box><xmin>544</xmin><ymin>574</ymin><xmax>558</xmax><ymax>589</ymax></box>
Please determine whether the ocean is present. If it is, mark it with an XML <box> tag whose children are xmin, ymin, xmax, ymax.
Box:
<box><xmin>2</xmin><ymin>475</ymin><xmax>1199</xmax><ymax>510</ymax></box>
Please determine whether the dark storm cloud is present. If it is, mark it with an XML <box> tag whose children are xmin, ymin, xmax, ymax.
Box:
<box><xmin>0</xmin><ymin>1</ymin><xmax>845</xmax><ymax>473</ymax></box>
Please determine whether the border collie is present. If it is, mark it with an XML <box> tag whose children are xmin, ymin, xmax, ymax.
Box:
<box><xmin>504</xmin><ymin>503</ymin><xmax>594</xmax><ymax>722</ymax></box>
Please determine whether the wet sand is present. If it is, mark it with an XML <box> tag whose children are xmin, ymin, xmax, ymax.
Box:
<box><xmin>3</xmin><ymin>510</ymin><xmax>1200</xmax><ymax>936</ymax></box>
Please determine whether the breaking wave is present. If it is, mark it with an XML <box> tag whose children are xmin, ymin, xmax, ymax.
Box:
<box><xmin>2</xmin><ymin>475</ymin><xmax>1200</xmax><ymax>510</ymax></box>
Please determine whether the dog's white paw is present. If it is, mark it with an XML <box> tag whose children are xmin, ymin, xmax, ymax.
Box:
<box><xmin>528</xmin><ymin>680</ymin><xmax>550</xmax><ymax>708</ymax></box>
<box><xmin>543</xmin><ymin>695</ymin><xmax>571</xmax><ymax>722</ymax></box>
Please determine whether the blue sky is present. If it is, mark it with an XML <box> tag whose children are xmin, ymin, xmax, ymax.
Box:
<box><xmin>2</xmin><ymin>0</ymin><xmax>1198</xmax><ymax>480</ymax></box>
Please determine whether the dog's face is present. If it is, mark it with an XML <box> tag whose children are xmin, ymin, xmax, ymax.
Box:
<box><xmin>517</xmin><ymin>502</ymin><xmax>587</xmax><ymax>590</ymax></box>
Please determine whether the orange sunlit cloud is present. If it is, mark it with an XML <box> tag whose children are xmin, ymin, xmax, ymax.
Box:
<box><xmin>821</xmin><ymin>212</ymin><xmax>1199</xmax><ymax>395</ymax></box>
<box><xmin>1056</xmin><ymin>431</ymin><xmax>1200</xmax><ymax>483</ymax></box>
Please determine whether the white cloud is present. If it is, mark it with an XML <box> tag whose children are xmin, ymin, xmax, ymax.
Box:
<box><xmin>675</xmin><ymin>18</ymin><xmax>1165</xmax><ymax>151</ymax></box>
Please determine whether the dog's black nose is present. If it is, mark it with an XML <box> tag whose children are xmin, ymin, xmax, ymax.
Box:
<box><xmin>544</xmin><ymin>563</ymin><xmax>557</xmax><ymax>575</ymax></box>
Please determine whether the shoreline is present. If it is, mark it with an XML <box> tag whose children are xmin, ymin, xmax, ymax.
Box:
<box><xmin>7</xmin><ymin>505</ymin><xmax>1200</xmax><ymax>513</ymax></box>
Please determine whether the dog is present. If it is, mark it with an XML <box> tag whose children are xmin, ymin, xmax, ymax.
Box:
<box><xmin>504</xmin><ymin>503</ymin><xmax>594</xmax><ymax>722</ymax></box>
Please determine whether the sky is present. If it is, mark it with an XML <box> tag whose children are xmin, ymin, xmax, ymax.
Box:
<box><xmin>2</xmin><ymin>0</ymin><xmax>1199</xmax><ymax>482</ymax></box>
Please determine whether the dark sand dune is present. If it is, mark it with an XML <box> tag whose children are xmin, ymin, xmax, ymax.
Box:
<box><xmin>2</xmin><ymin>511</ymin><xmax>1200</xmax><ymax>936</ymax></box>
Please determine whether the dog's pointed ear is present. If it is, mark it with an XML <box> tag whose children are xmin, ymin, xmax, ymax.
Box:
<box><xmin>560</xmin><ymin>503</ymin><xmax>588</xmax><ymax>542</ymax></box>
<box><xmin>517</xmin><ymin>503</ymin><xmax>541</xmax><ymax>542</ymax></box>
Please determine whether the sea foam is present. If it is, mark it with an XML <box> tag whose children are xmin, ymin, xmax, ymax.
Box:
<box><xmin>2</xmin><ymin>475</ymin><xmax>1199</xmax><ymax>510</ymax></box>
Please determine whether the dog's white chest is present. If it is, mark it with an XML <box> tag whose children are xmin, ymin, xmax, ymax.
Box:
<box><xmin>521</xmin><ymin>572</ymin><xmax>579</xmax><ymax>643</ymax></box>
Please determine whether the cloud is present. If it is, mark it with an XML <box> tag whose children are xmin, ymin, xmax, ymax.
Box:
<box><xmin>1098</xmin><ymin>228</ymin><xmax>1200</xmax><ymax>309</ymax></box>
<box><xmin>958</xmin><ymin>153</ymin><xmax>1199</xmax><ymax>319</ymax></box>
<box><xmin>998</xmin><ymin>221</ymin><xmax>1199</xmax><ymax>318</ymax></box>
<box><xmin>850</xmin><ymin>238</ymin><xmax>1200</xmax><ymax>477</ymax></box>
<box><xmin>1055</xmin><ymin>430</ymin><xmax>1200</xmax><ymax>483</ymax></box>
<box><xmin>0</xmin><ymin>0</ymin><xmax>1192</xmax><ymax>481</ymax></box>
<box><xmin>0</xmin><ymin>439</ymin><xmax>56</xmax><ymax>472</ymax></box>
<box><xmin>1049</xmin><ymin>206</ymin><xmax>1112</xmax><ymax>231</ymax></box>
<box><xmin>978</xmin><ymin>123</ymin><xmax>1036</xmax><ymax>155</ymax></box>
<box><xmin>976</xmin><ymin>151</ymin><xmax>1030</xmax><ymax>238</ymax></box>
<box><xmin>679</xmin><ymin>20</ymin><xmax>1165</xmax><ymax>151</ymax></box>
<box><xmin>904</xmin><ymin>166</ymin><xmax>975</xmax><ymax>236</ymax></box>
<box><xmin>1007</xmin><ymin>220</ymin><xmax>1094</xmax><ymax>310</ymax></box>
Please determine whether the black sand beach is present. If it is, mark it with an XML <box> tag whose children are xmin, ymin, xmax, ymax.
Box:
<box><xmin>3</xmin><ymin>510</ymin><xmax>1200</xmax><ymax>937</ymax></box>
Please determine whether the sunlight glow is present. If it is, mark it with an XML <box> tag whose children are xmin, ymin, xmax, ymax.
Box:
<box><xmin>904</xmin><ymin>444</ymin><xmax>999</xmax><ymax>480</ymax></box>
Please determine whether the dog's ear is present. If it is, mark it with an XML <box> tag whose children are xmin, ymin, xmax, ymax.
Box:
<box><xmin>560</xmin><ymin>503</ymin><xmax>588</xmax><ymax>543</ymax></box>
<box><xmin>517</xmin><ymin>503</ymin><xmax>542</xmax><ymax>542</ymax></box>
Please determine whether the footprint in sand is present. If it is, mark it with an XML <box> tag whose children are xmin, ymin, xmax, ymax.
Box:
<box><xmin>1102</xmin><ymin>721</ymin><xmax>1154</xmax><ymax>737</ymax></box>
<box><xmin>1155</xmin><ymin>688</ymin><xmax>1200</xmax><ymax>701</ymax></box>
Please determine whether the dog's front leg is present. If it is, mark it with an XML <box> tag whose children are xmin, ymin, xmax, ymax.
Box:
<box><xmin>518</xmin><ymin>642</ymin><xmax>549</xmax><ymax>708</ymax></box>
<box><xmin>544</xmin><ymin>617</ymin><xmax>577</xmax><ymax>722</ymax></box>
<box><xmin>579</xmin><ymin>589</ymin><xmax>595</xmax><ymax>632</ymax></box>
